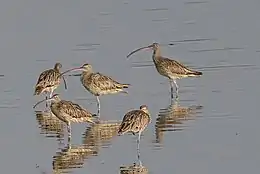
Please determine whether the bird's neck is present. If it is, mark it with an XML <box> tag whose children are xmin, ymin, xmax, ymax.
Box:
<box><xmin>51</xmin><ymin>99</ymin><xmax>61</xmax><ymax>105</ymax></box>
<box><xmin>141</xmin><ymin>109</ymin><xmax>150</xmax><ymax>115</ymax></box>
<box><xmin>54</xmin><ymin>67</ymin><xmax>60</xmax><ymax>73</ymax></box>
<box><xmin>152</xmin><ymin>49</ymin><xmax>161</xmax><ymax>62</ymax></box>
<box><xmin>81</xmin><ymin>70</ymin><xmax>93</xmax><ymax>78</ymax></box>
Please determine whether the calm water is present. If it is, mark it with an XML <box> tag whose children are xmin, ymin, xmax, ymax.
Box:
<box><xmin>0</xmin><ymin>0</ymin><xmax>260</xmax><ymax>173</ymax></box>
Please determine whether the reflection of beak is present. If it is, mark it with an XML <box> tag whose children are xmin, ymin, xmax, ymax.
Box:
<box><xmin>33</xmin><ymin>98</ymin><xmax>54</xmax><ymax>109</ymax></box>
<box><xmin>60</xmin><ymin>67</ymin><xmax>85</xmax><ymax>76</ymax></box>
<box><xmin>126</xmin><ymin>45</ymin><xmax>153</xmax><ymax>59</ymax></box>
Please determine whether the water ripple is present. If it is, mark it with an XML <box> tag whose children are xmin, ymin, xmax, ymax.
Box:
<box><xmin>143</xmin><ymin>8</ymin><xmax>169</xmax><ymax>12</ymax></box>
<box><xmin>184</xmin><ymin>1</ymin><xmax>209</xmax><ymax>4</ymax></box>
<box><xmin>189</xmin><ymin>47</ymin><xmax>244</xmax><ymax>52</ymax></box>
<box><xmin>170</xmin><ymin>38</ymin><xmax>217</xmax><ymax>43</ymax></box>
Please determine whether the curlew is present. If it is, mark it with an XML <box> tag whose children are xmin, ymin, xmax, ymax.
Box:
<box><xmin>127</xmin><ymin>43</ymin><xmax>202</xmax><ymax>99</ymax></box>
<box><xmin>34</xmin><ymin>63</ymin><xmax>67</xmax><ymax>106</ymax></box>
<box><xmin>60</xmin><ymin>63</ymin><xmax>130</xmax><ymax>116</ymax></box>
<box><xmin>33</xmin><ymin>94</ymin><xmax>96</xmax><ymax>139</ymax></box>
<box><xmin>118</xmin><ymin>105</ymin><xmax>150</xmax><ymax>164</ymax></box>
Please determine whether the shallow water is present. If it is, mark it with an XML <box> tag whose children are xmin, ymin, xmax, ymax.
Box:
<box><xmin>0</xmin><ymin>0</ymin><xmax>260</xmax><ymax>173</ymax></box>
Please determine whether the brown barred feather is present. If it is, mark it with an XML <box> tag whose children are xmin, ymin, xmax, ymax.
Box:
<box><xmin>156</xmin><ymin>57</ymin><xmax>202</xmax><ymax>77</ymax></box>
<box><xmin>81</xmin><ymin>72</ymin><xmax>129</xmax><ymax>96</ymax></box>
<box><xmin>118</xmin><ymin>109</ymin><xmax>150</xmax><ymax>135</ymax></box>
<box><xmin>34</xmin><ymin>65</ymin><xmax>62</xmax><ymax>95</ymax></box>
<box><xmin>51</xmin><ymin>100</ymin><xmax>95</xmax><ymax>124</ymax></box>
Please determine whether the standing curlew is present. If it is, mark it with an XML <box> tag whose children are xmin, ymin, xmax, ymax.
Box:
<box><xmin>127</xmin><ymin>43</ymin><xmax>202</xmax><ymax>99</ymax></box>
<box><xmin>60</xmin><ymin>63</ymin><xmax>130</xmax><ymax>116</ymax></box>
<box><xmin>34</xmin><ymin>63</ymin><xmax>67</xmax><ymax>106</ymax></box>
<box><xmin>118</xmin><ymin>105</ymin><xmax>151</xmax><ymax>164</ymax></box>
<box><xmin>33</xmin><ymin>94</ymin><xmax>96</xmax><ymax>139</ymax></box>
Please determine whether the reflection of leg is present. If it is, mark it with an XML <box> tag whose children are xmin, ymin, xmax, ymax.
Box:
<box><xmin>96</xmin><ymin>96</ymin><xmax>100</xmax><ymax>116</ymax></box>
<box><xmin>137</xmin><ymin>132</ymin><xmax>142</xmax><ymax>166</ymax></box>
<box><xmin>67</xmin><ymin>122</ymin><xmax>71</xmax><ymax>138</ymax></box>
<box><xmin>169</xmin><ymin>80</ymin><xmax>174</xmax><ymax>100</ymax></box>
<box><xmin>173</xmin><ymin>80</ymin><xmax>179</xmax><ymax>99</ymax></box>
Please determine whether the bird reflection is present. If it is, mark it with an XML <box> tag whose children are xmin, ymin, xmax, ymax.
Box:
<box><xmin>52</xmin><ymin>120</ymin><xmax>120</xmax><ymax>173</ymax></box>
<box><xmin>155</xmin><ymin>98</ymin><xmax>203</xmax><ymax>144</ymax></box>
<box><xmin>83</xmin><ymin>120</ymin><xmax>120</xmax><ymax>147</ymax></box>
<box><xmin>35</xmin><ymin>110</ymin><xmax>65</xmax><ymax>141</ymax></box>
<box><xmin>52</xmin><ymin>141</ymin><xmax>98</xmax><ymax>174</ymax></box>
<box><xmin>120</xmin><ymin>161</ymin><xmax>148</xmax><ymax>174</ymax></box>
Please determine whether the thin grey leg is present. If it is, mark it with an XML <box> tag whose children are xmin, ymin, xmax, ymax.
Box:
<box><xmin>169</xmin><ymin>80</ymin><xmax>174</xmax><ymax>100</ymax></box>
<box><xmin>173</xmin><ymin>80</ymin><xmax>179</xmax><ymax>99</ymax></box>
<box><xmin>49</xmin><ymin>89</ymin><xmax>53</xmax><ymax>98</ymax></box>
<box><xmin>45</xmin><ymin>95</ymin><xmax>48</xmax><ymax>108</ymax></box>
<box><xmin>137</xmin><ymin>132</ymin><xmax>142</xmax><ymax>166</ymax></box>
<box><xmin>47</xmin><ymin>89</ymin><xmax>53</xmax><ymax>107</ymax></box>
<box><xmin>96</xmin><ymin>96</ymin><xmax>100</xmax><ymax>116</ymax></box>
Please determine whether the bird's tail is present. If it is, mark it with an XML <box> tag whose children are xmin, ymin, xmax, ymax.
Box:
<box><xmin>117</xmin><ymin>122</ymin><xmax>129</xmax><ymax>135</ymax></box>
<box><xmin>117</xmin><ymin>129</ymin><xmax>124</xmax><ymax>136</ymax></box>
<box><xmin>188</xmin><ymin>70</ymin><xmax>203</xmax><ymax>76</ymax></box>
<box><xmin>92</xmin><ymin>113</ymin><xmax>98</xmax><ymax>117</ymax></box>
<box><xmin>121</xmin><ymin>84</ymin><xmax>130</xmax><ymax>88</ymax></box>
<box><xmin>34</xmin><ymin>86</ymin><xmax>44</xmax><ymax>95</ymax></box>
<box><xmin>90</xmin><ymin>114</ymin><xmax>101</xmax><ymax>124</ymax></box>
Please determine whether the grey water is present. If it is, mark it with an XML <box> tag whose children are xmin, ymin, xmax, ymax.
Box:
<box><xmin>0</xmin><ymin>0</ymin><xmax>260</xmax><ymax>173</ymax></box>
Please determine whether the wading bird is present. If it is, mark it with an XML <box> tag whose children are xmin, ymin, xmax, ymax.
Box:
<box><xmin>33</xmin><ymin>94</ymin><xmax>96</xmax><ymax>139</ymax></box>
<box><xmin>118</xmin><ymin>105</ymin><xmax>150</xmax><ymax>164</ymax></box>
<box><xmin>34</xmin><ymin>63</ymin><xmax>67</xmax><ymax>106</ymax></box>
<box><xmin>127</xmin><ymin>43</ymin><xmax>202</xmax><ymax>99</ymax></box>
<box><xmin>60</xmin><ymin>63</ymin><xmax>130</xmax><ymax>116</ymax></box>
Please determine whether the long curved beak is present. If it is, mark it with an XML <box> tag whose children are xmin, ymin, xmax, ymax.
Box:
<box><xmin>126</xmin><ymin>45</ymin><xmax>153</xmax><ymax>59</ymax></box>
<box><xmin>60</xmin><ymin>67</ymin><xmax>85</xmax><ymax>77</ymax></box>
<box><xmin>33</xmin><ymin>98</ymin><xmax>53</xmax><ymax>109</ymax></box>
<box><xmin>62</xmin><ymin>76</ymin><xmax>68</xmax><ymax>90</ymax></box>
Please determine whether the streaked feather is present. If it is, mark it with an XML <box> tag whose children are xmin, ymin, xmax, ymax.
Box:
<box><xmin>118</xmin><ymin>110</ymin><xmax>150</xmax><ymax>135</ymax></box>
<box><xmin>34</xmin><ymin>69</ymin><xmax>61</xmax><ymax>95</ymax></box>
<box><xmin>156</xmin><ymin>56</ymin><xmax>202</xmax><ymax>77</ymax></box>
<box><xmin>51</xmin><ymin>100</ymin><xmax>95</xmax><ymax>123</ymax></box>
<box><xmin>81</xmin><ymin>72</ymin><xmax>129</xmax><ymax>95</ymax></box>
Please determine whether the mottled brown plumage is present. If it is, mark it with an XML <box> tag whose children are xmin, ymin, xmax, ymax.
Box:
<box><xmin>118</xmin><ymin>105</ymin><xmax>150</xmax><ymax>135</ymax></box>
<box><xmin>127</xmin><ymin>43</ymin><xmax>202</xmax><ymax>99</ymax></box>
<box><xmin>34</xmin><ymin>63</ymin><xmax>66</xmax><ymax>100</ymax></box>
<box><xmin>118</xmin><ymin>105</ymin><xmax>150</xmax><ymax>162</ymax></box>
<box><xmin>33</xmin><ymin>94</ymin><xmax>96</xmax><ymax>138</ymax></box>
<box><xmin>60</xmin><ymin>63</ymin><xmax>130</xmax><ymax>116</ymax></box>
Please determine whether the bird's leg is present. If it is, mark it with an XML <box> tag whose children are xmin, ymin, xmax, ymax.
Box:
<box><xmin>68</xmin><ymin>135</ymin><xmax>71</xmax><ymax>144</ymax></box>
<box><xmin>49</xmin><ymin>88</ymin><xmax>54</xmax><ymax>98</ymax></box>
<box><xmin>169</xmin><ymin>80</ymin><xmax>174</xmax><ymax>100</ymax></box>
<box><xmin>67</xmin><ymin>122</ymin><xmax>71</xmax><ymax>138</ymax></box>
<box><xmin>137</xmin><ymin>132</ymin><xmax>142</xmax><ymax>166</ymax></box>
<box><xmin>46</xmin><ymin>89</ymin><xmax>53</xmax><ymax>108</ymax></box>
<box><xmin>96</xmin><ymin>96</ymin><xmax>100</xmax><ymax>116</ymax></box>
<box><xmin>45</xmin><ymin>94</ymin><xmax>48</xmax><ymax>108</ymax></box>
<box><xmin>173</xmin><ymin>80</ymin><xmax>179</xmax><ymax>99</ymax></box>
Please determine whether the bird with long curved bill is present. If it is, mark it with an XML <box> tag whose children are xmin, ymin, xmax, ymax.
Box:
<box><xmin>59</xmin><ymin>63</ymin><xmax>130</xmax><ymax>116</ymax></box>
<box><xmin>118</xmin><ymin>105</ymin><xmax>151</xmax><ymax>165</ymax></box>
<box><xmin>33</xmin><ymin>94</ymin><xmax>96</xmax><ymax>139</ymax></box>
<box><xmin>127</xmin><ymin>43</ymin><xmax>202</xmax><ymax>99</ymax></box>
<box><xmin>34</xmin><ymin>63</ymin><xmax>67</xmax><ymax>107</ymax></box>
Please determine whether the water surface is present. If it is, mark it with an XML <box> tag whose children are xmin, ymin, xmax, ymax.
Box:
<box><xmin>0</xmin><ymin>0</ymin><xmax>259</xmax><ymax>174</ymax></box>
